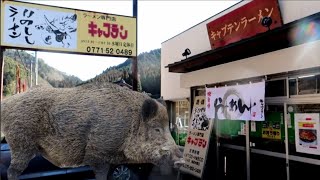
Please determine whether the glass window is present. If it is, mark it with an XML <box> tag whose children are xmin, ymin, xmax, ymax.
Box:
<box><xmin>266</xmin><ymin>79</ymin><xmax>287</xmax><ymax>97</ymax></box>
<box><xmin>287</xmin><ymin>104</ymin><xmax>320</xmax><ymax>180</ymax></box>
<box><xmin>289</xmin><ymin>78</ymin><xmax>297</xmax><ymax>96</ymax></box>
<box><xmin>298</xmin><ymin>75</ymin><xmax>317</xmax><ymax>95</ymax></box>
<box><xmin>172</xmin><ymin>100</ymin><xmax>190</xmax><ymax>146</ymax></box>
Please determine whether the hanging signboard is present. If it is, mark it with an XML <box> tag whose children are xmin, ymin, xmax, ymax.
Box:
<box><xmin>0</xmin><ymin>0</ymin><xmax>136</xmax><ymax>57</ymax></box>
<box><xmin>206</xmin><ymin>81</ymin><xmax>265</xmax><ymax>121</ymax></box>
<box><xmin>294</xmin><ymin>113</ymin><xmax>320</xmax><ymax>155</ymax></box>
<box><xmin>206</xmin><ymin>0</ymin><xmax>283</xmax><ymax>49</ymax></box>
<box><xmin>180</xmin><ymin>96</ymin><xmax>213</xmax><ymax>179</ymax></box>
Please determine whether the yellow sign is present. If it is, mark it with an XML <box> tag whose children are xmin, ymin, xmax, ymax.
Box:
<box><xmin>1</xmin><ymin>1</ymin><xmax>136</xmax><ymax>57</ymax></box>
<box><xmin>262</xmin><ymin>122</ymin><xmax>281</xmax><ymax>140</ymax></box>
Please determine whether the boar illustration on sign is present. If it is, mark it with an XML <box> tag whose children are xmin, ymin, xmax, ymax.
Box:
<box><xmin>1</xmin><ymin>82</ymin><xmax>184</xmax><ymax>180</ymax></box>
<box><xmin>35</xmin><ymin>14</ymin><xmax>77</xmax><ymax>48</ymax></box>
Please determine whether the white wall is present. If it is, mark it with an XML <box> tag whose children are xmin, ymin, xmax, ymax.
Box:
<box><xmin>161</xmin><ymin>1</ymin><xmax>320</xmax><ymax>99</ymax></box>
<box><xmin>181</xmin><ymin>40</ymin><xmax>320</xmax><ymax>88</ymax></box>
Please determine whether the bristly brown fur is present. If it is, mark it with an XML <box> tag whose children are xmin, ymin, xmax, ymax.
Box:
<box><xmin>1</xmin><ymin>82</ymin><xmax>182</xmax><ymax>180</ymax></box>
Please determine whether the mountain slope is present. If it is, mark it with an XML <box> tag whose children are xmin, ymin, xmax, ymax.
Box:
<box><xmin>84</xmin><ymin>48</ymin><xmax>161</xmax><ymax>97</ymax></box>
<box><xmin>3</xmin><ymin>50</ymin><xmax>82</xmax><ymax>97</ymax></box>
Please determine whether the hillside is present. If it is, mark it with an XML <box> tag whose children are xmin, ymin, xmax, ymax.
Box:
<box><xmin>3</xmin><ymin>50</ymin><xmax>82</xmax><ymax>97</ymax></box>
<box><xmin>83</xmin><ymin>48</ymin><xmax>161</xmax><ymax>98</ymax></box>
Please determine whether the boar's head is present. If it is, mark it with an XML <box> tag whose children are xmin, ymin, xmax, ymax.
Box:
<box><xmin>123</xmin><ymin>98</ymin><xmax>184</xmax><ymax>174</ymax></box>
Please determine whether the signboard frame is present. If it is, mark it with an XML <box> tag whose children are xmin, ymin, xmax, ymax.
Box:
<box><xmin>0</xmin><ymin>0</ymin><xmax>137</xmax><ymax>58</ymax></box>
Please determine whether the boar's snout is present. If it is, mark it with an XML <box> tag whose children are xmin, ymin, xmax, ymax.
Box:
<box><xmin>158</xmin><ymin>145</ymin><xmax>185</xmax><ymax>175</ymax></box>
<box><xmin>171</xmin><ymin>146</ymin><xmax>185</xmax><ymax>169</ymax></box>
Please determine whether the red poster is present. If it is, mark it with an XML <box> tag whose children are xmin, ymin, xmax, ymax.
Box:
<box><xmin>206</xmin><ymin>0</ymin><xmax>283</xmax><ymax>49</ymax></box>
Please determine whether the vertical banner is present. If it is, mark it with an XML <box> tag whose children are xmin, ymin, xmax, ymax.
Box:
<box><xmin>295</xmin><ymin>113</ymin><xmax>320</xmax><ymax>155</ymax></box>
<box><xmin>180</xmin><ymin>96</ymin><xmax>213</xmax><ymax>178</ymax></box>
<box><xmin>206</xmin><ymin>81</ymin><xmax>265</xmax><ymax>121</ymax></box>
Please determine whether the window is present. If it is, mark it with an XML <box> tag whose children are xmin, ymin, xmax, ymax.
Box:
<box><xmin>298</xmin><ymin>75</ymin><xmax>317</xmax><ymax>95</ymax></box>
<box><xmin>289</xmin><ymin>74</ymin><xmax>320</xmax><ymax>95</ymax></box>
<box><xmin>172</xmin><ymin>100</ymin><xmax>190</xmax><ymax>146</ymax></box>
<box><xmin>289</xmin><ymin>78</ymin><xmax>297</xmax><ymax>95</ymax></box>
<box><xmin>266</xmin><ymin>79</ymin><xmax>287</xmax><ymax>97</ymax></box>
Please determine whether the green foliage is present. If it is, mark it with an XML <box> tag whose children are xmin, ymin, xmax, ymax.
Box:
<box><xmin>82</xmin><ymin>49</ymin><xmax>161</xmax><ymax>97</ymax></box>
<box><xmin>3</xmin><ymin>56</ymin><xmax>29</xmax><ymax>96</ymax></box>
<box><xmin>3</xmin><ymin>50</ymin><xmax>82</xmax><ymax>98</ymax></box>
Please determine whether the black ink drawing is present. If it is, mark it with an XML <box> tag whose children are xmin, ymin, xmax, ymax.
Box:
<box><xmin>35</xmin><ymin>14</ymin><xmax>77</xmax><ymax>48</ymax></box>
<box><xmin>192</xmin><ymin>107</ymin><xmax>209</xmax><ymax>131</ymax></box>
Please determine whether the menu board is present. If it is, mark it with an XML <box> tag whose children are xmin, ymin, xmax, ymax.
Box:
<box><xmin>180</xmin><ymin>96</ymin><xmax>213</xmax><ymax>178</ymax></box>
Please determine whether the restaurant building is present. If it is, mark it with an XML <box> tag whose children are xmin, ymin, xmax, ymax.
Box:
<box><xmin>161</xmin><ymin>0</ymin><xmax>320</xmax><ymax>179</ymax></box>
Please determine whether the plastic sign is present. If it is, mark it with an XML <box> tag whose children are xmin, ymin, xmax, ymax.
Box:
<box><xmin>1</xmin><ymin>1</ymin><xmax>137</xmax><ymax>57</ymax></box>
<box><xmin>180</xmin><ymin>96</ymin><xmax>213</xmax><ymax>179</ymax></box>
<box><xmin>206</xmin><ymin>0</ymin><xmax>283</xmax><ymax>49</ymax></box>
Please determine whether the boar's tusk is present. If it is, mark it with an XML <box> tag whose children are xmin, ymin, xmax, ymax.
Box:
<box><xmin>174</xmin><ymin>158</ymin><xmax>185</xmax><ymax>169</ymax></box>
<box><xmin>161</xmin><ymin>146</ymin><xmax>170</xmax><ymax>151</ymax></box>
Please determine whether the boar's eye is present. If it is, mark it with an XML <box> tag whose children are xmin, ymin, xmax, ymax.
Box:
<box><xmin>154</xmin><ymin>128</ymin><xmax>162</xmax><ymax>133</ymax></box>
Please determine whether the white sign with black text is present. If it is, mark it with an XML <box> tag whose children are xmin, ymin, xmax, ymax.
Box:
<box><xmin>206</xmin><ymin>81</ymin><xmax>265</xmax><ymax>121</ymax></box>
<box><xmin>180</xmin><ymin>96</ymin><xmax>213</xmax><ymax>179</ymax></box>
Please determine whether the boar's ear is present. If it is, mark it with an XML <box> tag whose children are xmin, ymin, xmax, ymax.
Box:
<box><xmin>156</xmin><ymin>96</ymin><xmax>167</xmax><ymax>108</ymax></box>
<box><xmin>142</xmin><ymin>99</ymin><xmax>158</xmax><ymax>121</ymax></box>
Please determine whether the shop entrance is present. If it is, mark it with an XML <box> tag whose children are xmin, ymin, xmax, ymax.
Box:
<box><xmin>216</xmin><ymin>104</ymin><xmax>288</xmax><ymax>180</ymax></box>
<box><xmin>215</xmin><ymin>102</ymin><xmax>320</xmax><ymax>180</ymax></box>
<box><xmin>191</xmin><ymin>71</ymin><xmax>320</xmax><ymax>180</ymax></box>
<box><xmin>250</xmin><ymin>104</ymin><xmax>287</xmax><ymax>180</ymax></box>
<box><xmin>286</xmin><ymin>103</ymin><xmax>320</xmax><ymax>180</ymax></box>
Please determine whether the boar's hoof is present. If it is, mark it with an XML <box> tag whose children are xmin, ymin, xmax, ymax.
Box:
<box><xmin>174</xmin><ymin>158</ymin><xmax>185</xmax><ymax>169</ymax></box>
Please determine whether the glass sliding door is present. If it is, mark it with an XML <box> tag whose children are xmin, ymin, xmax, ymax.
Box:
<box><xmin>217</xmin><ymin>119</ymin><xmax>247</xmax><ymax>180</ymax></box>
<box><xmin>286</xmin><ymin>104</ymin><xmax>320</xmax><ymax>180</ymax></box>
<box><xmin>249</xmin><ymin>104</ymin><xmax>287</xmax><ymax>180</ymax></box>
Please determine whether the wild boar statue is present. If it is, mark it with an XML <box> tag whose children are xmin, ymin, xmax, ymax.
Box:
<box><xmin>1</xmin><ymin>82</ymin><xmax>184</xmax><ymax>180</ymax></box>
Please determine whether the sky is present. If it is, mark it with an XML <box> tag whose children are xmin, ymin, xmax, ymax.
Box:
<box><xmin>21</xmin><ymin>0</ymin><xmax>239</xmax><ymax>81</ymax></box>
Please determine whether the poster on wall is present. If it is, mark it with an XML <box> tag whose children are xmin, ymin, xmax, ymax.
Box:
<box><xmin>1</xmin><ymin>1</ymin><xmax>136</xmax><ymax>57</ymax></box>
<box><xmin>294</xmin><ymin>113</ymin><xmax>320</xmax><ymax>155</ymax></box>
<box><xmin>262</xmin><ymin>121</ymin><xmax>281</xmax><ymax>140</ymax></box>
<box><xmin>180</xmin><ymin>96</ymin><xmax>213</xmax><ymax>179</ymax></box>
<box><xmin>206</xmin><ymin>81</ymin><xmax>265</xmax><ymax>121</ymax></box>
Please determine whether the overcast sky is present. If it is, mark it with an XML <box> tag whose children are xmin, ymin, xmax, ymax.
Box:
<box><xmin>22</xmin><ymin>0</ymin><xmax>239</xmax><ymax>81</ymax></box>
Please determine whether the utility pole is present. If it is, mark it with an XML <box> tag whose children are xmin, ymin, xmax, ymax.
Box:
<box><xmin>132</xmin><ymin>0</ymin><xmax>138</xmax><ymax>91</ymax></box>
<box><xmin>35</xmin><ymin>51</ymin><xmax>38</xmax><ymax>85</ymax></box>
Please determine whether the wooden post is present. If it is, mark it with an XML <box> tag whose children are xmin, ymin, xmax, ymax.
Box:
<box><xmin>132</xmin><ymin>0</ymin><xmax>138</xmax><ymax>91</ymax></box>
<box><xmin>0</xmin><ymin>47</ymin><xmax>4</xmax><ymax>101</ymax></box>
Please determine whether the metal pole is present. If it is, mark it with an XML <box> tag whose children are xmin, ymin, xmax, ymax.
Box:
<box><xmin>35</xmin><ymin>51</ymin><xmax>38</xmax><ymax>85</ymax></box>
<box><xmin>132</xmin><ymin>0</ymin><xmax>138</xmax><ymax>91</ymax></box>
<box><xmin>284</xmin><ymin>103</ymin><xmax>290</xmax><ymax>180</ymax></box>
<box><xmin>30</xmin><ymin>56</ymin><xmax>32</xmax><ymax>88</ymax></box>
<box><xmin>246</xmin><ymin>121</ymin><xmax>250</xmax><ymax>180</ymax></box>
<box><xmin>0</xmin><ymin>47</ymin><xmax>4</xmax><ymax>101</ymax></box>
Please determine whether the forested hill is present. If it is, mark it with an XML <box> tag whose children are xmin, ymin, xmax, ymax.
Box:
<box><xmin>3</xmin><ymin>50</ymin><xmax>82</xmax><ymax>97</ymax></box>
<box><xmin>82</xmin><ymin>48</ymin><xmax>161</xmax><ymax>98</ymax></box>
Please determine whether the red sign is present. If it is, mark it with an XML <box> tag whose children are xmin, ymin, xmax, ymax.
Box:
<box><xmin>206</xmin><ymin>0</ymin><xmax>283</xmax><ymax>49</ymax></box>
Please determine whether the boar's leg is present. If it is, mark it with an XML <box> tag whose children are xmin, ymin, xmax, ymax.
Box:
<box><xmin>92</xmin><ymin>163</ymin><xmax>110</xmax><ymax>180</ymax></box>
<box><xmin>7</xmin><ymin>150</ymin><xmax>35</xmax><ymax>180</ymax></box>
